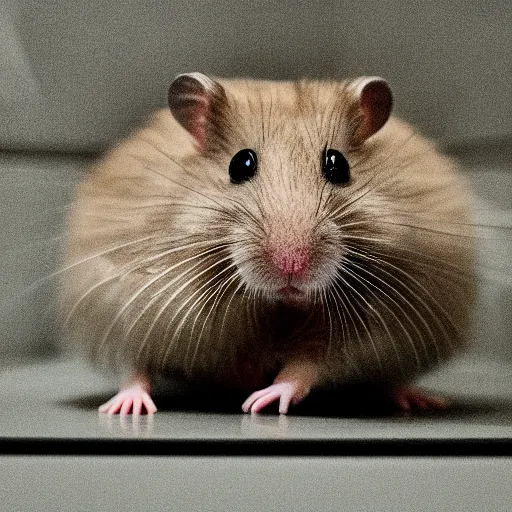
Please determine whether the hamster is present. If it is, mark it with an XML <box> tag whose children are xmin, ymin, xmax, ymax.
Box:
<box><xmin>61</xmin><ymin>73</ymin><xmax>476</xmax><ymax>415</ymax></box>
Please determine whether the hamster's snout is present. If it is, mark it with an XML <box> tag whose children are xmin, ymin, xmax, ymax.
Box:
<box><xmin>270</xmin><ymin>245</ymin><xmax>310</xmax><ymax>300</ymax></box>
<box><xmin>270</xmin><ymin>246</ymin><xmax>310</xmax><ymax>278</ymax></box>
<box><xmin>229</xmin><ymin>197</ymin><xmax>344</xmax><ymax>302</ymax></box>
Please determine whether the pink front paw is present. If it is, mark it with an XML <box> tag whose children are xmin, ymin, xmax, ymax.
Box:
<box><xmin>98</xmin><ymin>385</ymin><xmax>157</xmax><ymax>416</ymax></box>
<box><xmin>242</xmin><ymin>381</ymin><xmax>311</xmax><ymax>414</ymax></box>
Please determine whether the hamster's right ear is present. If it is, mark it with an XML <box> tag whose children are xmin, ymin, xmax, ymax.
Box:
<box><xmin>168</xmin><ymin>72</ymin><xmax>229</xmax><ymax>152</ymax></box>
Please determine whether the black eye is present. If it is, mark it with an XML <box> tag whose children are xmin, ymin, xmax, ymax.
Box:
<box><xmin>229</xmin><ymin>149</ymin><xmax>257</xmax><ymax>184</ymax></box>
<box><xmin>322</xmin><ymin>148</ymin><xmax>350</xmax><ymax>185</ymax></box>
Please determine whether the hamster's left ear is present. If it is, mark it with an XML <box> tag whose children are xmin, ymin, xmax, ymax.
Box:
<box><xmin>168</xmin><ymin>72</ymin><xmax>229</xmax><ymax>152</ymax></box>
<box><xmin>350</xmin><ymin>77</ymin><xmax>393</xmax><ymax>144</ymax></box>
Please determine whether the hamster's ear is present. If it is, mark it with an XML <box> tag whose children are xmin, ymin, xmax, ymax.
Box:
<box><xmin>168</xmin><ymin>72</ymin><xmax>228</xmax><ymax>151</ymax></box>
<box><xmin>350</xmin><ymin>77</ymin><xmax>392</xmax><ymax>144</ymax></box>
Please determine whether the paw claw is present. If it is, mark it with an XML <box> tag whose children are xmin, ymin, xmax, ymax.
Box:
<box><xmin>242</xmin><ymin>381</ymin><xmax>311</xmax><ymax>415</ymax></box>
<box><xmin>142</xmin><ymin>395</ymin><xmax>158</xmax><ymax>415</ymax></box>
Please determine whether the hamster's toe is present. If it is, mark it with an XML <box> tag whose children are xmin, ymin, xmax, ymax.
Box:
<box><xmin>242</xmin><ymin>381</ymin><xmax>310</xmax><ymax>414</ymax></box>
<box><xmin>391</xmin><ymin>385</ymin><xmax>449</xmax><ymax>412</ymax></box>
<box><xmin>98</xmin><ymin>386</ymin><xmax>157</xmax><ymax>415</ymax></box>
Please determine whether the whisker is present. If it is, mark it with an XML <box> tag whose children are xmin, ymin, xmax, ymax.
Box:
<box><xmin>109</xmin><ymin>245</ymin><xmax>231</xmax><ymax>363</ymax></box>
<box><xmin>70</xmin><ymin>240</ymin><xmax>224</xmax><ymax>341</ymax></box>
<box><xmin>366</xmin><ymin>245</ymin><xmax>474</xmax><ymax>282</ymax></box>
<box><xmin>132</xmin><ymin>253</ymin><xmax>232</xmax><ymax>363</ymax></box>
<box><xmin>176</xmin><ymin>268</ymin><xmax>234</xmax><ymax>364</ymax></box>
<box><xmin>320</xmin><ymin>288</ymin><xmax>334</xmax><ymax>354</ymax></box>
<box><xmin>160</xmin><ymin>258</ymin><xmax>237</xmax><ymax>368</ymax></box>
<box><xmin>346</xmin><ymin>246</ymin><xmax>462</xmax><ymax>352</ymax></box>
<box><xmin>0</xmin><ymin>234</ymin><xmax>158</xmax><ymax>309</ymax></box>
<box><xmin>340</xmin><ymin>263</ymin><xmax>421</xmax><ymax>368</ymax></box>
<box><xmin>376</xmin><ymin>220</ymin><xmax>483</xmax><ymax>239</ymax></box>
<box><xmin>325</xmin><ymin>286</ymin><xmax>348</xmax><ymax>351</ymax></box>
<box><xmin>331</xmin><ymin>278</ymin><xmax>384</xmax><ymax>373</ymax></box>
<box><xmin>187</xmin><ymin>272</ymin><xmax>240</xmax><ymax>371</ymax></box>
<box><xmin>217</xmin><ymin>278</ymin><xmax>246</xmax><ymax>348</ymax></box>
<box><xmin>137</xmin><ymin>160</ymin><xmax>226</xmax><ymax>210</ymax></box>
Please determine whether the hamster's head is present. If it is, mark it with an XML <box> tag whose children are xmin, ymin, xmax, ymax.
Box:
<box><xmin>167</xmin><ymin>73</ymin><xmax>400</xmax><ymax>304</ymax></box>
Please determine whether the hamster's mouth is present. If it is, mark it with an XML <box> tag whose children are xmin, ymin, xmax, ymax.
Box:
<box><xmin>277</xmin><ymin>286</ymin><xmax>305</xmax><ymax>298</ymax></box>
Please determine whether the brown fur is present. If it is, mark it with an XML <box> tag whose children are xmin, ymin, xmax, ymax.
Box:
<box><xmin>61</xmin><ymin>78</ymin><xmax>476</xmax><ymax>392</ymax></box>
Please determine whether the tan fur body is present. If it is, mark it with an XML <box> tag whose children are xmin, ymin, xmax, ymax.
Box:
<box><xmin>62</xmin><ymin>78</ymin><xmax>476</xmax><ymax>394</ymax></box>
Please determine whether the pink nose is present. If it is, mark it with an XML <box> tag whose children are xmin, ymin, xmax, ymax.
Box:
<box><xmin>271</xmin><ymin>247</ymin><xmax>310</xmax><ymax>277</ymax></box>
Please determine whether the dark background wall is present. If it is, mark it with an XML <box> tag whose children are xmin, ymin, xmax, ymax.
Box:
<box><xmin>0</xmin><ymin>0</ymin><xmax>511</xmax><ymax>152</ymax></box>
